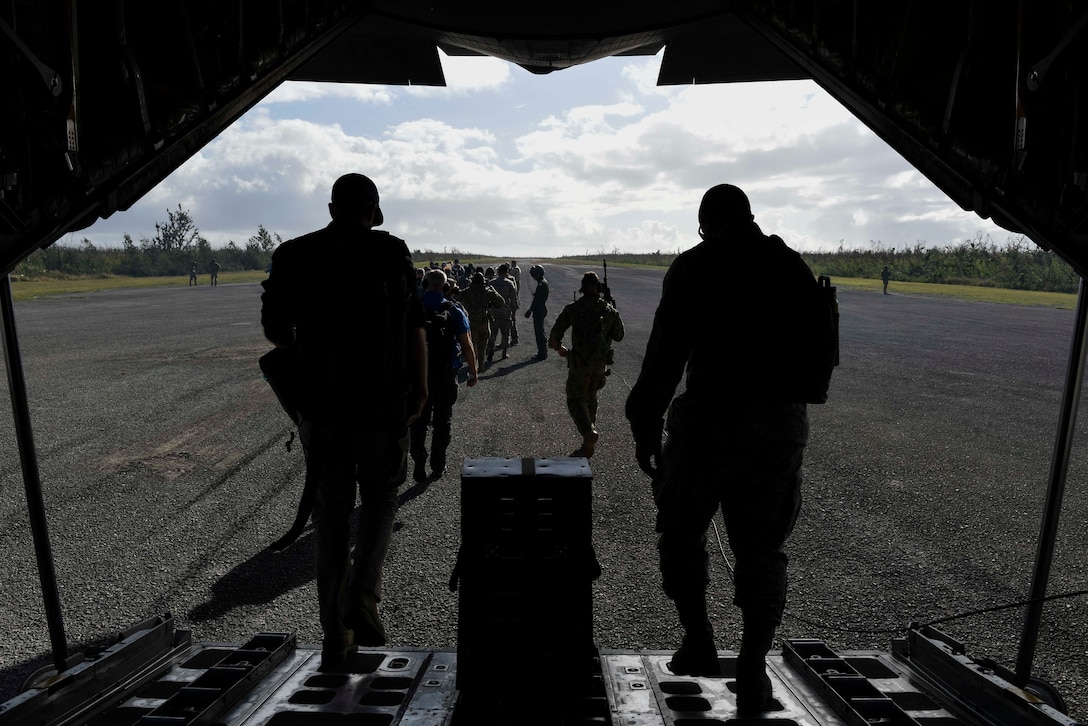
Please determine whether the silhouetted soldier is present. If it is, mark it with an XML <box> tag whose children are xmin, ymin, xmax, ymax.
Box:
<box><xmin>626</xmin><ymin>184</ymin><xmax>816</xmax><ymax>716</ymax></box>
<box><xmin>260</xmin><ymin>173</ymin><xmax>426</xmax><ymax>668</ymax></box>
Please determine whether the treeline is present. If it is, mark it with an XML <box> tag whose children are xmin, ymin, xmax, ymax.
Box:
<box><xmin>560</xmin><ymin>250</ymin><xmax>677</xmax><ymax>268</ymax></box>
<box><xmin>13</xmin><ymin>219</ymin><xmax>1079</xmax><ymax>295</ymax></box>
<box><xmin>12</xmin><ymin>206</ymin><xmax>279</xmax><ymax>279</ymax></box>
<box><xmin>563</xmin><ymin>235</ymin><xmax>1079</xmax><ymax>294</ymax></box>
<box><xmin>802</xmin><ymin>236</ymin><xmax>1078</xmax><ymax>293</ymax></box>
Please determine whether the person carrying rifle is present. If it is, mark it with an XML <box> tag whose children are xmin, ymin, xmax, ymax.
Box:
<box><xmin>548</xmin><ymin>271</ymin><xmax>624</xmax><ymax>457</ymax></box>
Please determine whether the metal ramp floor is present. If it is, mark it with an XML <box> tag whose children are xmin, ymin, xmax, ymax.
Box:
<box><xmin>81</xmin><ymin>642</ymin><xmax>951</xmax><ymax>726</ymax></box>
<box><xmin>3</xmin><ymin>617</ymin><xmax>1076</xmax><ymax>725</ymax></box>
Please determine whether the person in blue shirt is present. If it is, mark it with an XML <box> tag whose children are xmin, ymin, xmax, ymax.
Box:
<box><xmin>410</xmin><ymin>268</ymin><xmax>479</xmax><ymax>482</ymax></box>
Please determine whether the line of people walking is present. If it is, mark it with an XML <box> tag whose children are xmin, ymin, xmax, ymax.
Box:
<box><xmin>415</xmin><ymin>256</ymin><xmax>625</xmax><ymax>459</ymax></box>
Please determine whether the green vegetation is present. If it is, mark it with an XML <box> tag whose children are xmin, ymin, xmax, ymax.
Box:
<box><xmin>10</xmin><ymin>209</ymin><xmax>1080</xmax><ymax>309</ymax></box>
<box><xmin>13</xmin><ymin>207</ymin><xmax>278</xmax><ymax>281</ymax></box>
<box><xmin>804</xmin><ymin>236</ymin><xmax>1078</xmax><ymax>294</ymax></box>
<box><xmin>9</xmin><ymin>271</ymin><xmax>1075</xmax><ymax>309</ymax></box>
<box><xmin>559</xmin><ymin>235</ymin><xmax>1080</xmax><ymax>295</ymax></box>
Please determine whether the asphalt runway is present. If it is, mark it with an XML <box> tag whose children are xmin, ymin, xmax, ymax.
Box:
<box><xmin>1</xmin><ymin>266</ymin><xmax>1087</xmax><ymax>717</ymax></box>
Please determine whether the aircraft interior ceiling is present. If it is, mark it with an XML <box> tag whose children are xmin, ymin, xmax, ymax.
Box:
<box><xmin>0</xmin><ymin>1</ymin><xmax>1085</xmax><ymax>275</ymax></box>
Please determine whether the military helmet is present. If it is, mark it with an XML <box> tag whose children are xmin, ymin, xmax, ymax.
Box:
<box><xmin>579</xmin><ymin>271</ymin><xmax>601</xmax><ymax>293</ymax></box>
<box><xmin>529</xmin><ymin>264</ymin><xmax>544</xmax><ymax>279</ymax></box>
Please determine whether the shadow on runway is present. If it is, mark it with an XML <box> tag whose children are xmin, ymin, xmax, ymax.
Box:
<box><xmin>187</xmin><ymin>530</ymin><xmax>316</xmax><ymax>624</ymax></box>
<box><xmin>479</xmin><ymin>353</ymin><xmax>552</xmax><ymax>380</ymax></box>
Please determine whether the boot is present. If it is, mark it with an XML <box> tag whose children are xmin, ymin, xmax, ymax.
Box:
<box><xmin>346</xmin><ymin>590</ymin><xmax>386</xmax><ymax>647</ymax></box>
<box><xmin>669</xmin><ymin>631</ymin><xmax>719</xmax><ymax>676</ymax></box>
<box><xmin>570</xmin><ymin>430</ymin><xmax>599</xmax><ymax>458</ymax></box>
<box><xmin>412</xmin><ymin>454</ymin><xmax>428</xmax><ymax>483</ymax></box>
<box><xmin>430</xmin><ymin>452</ymin><xmax>446</xmax><ymax>480</ymax></box>
<box><xmin>668</xmin><ymin>591</ymin><xmax>720</xmax><ymax>677</ymax></box>
<box><xmin>320</xmin><ymin>629</ymin><xmax>357</xmax><ymax>670</ymax></box>
<box><xmin>735</xmin><ymin>619</ymin><xmax>777</xmax><ymax>715</ymax></box>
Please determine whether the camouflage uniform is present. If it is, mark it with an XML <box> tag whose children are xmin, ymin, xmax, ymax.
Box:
<box><xmin>549</xmin><ymin>286</ymin><xmax>624</xmax><ymax>455</ymax></box>
<box><xmin>458</xmin><ymin>276</ymin><xmax>505</xmax><ymax>367</ymax></box>
<box><xmin>487</xmin><ymin>271</ymin><xmax>518</xmax><ymax>361</ymax></box>
<box><xmin>509</xmin><ymin>261</ymin><xmax>522</xmax><ymax>344</ymax></box>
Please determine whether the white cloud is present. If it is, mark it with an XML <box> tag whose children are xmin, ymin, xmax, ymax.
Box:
<box><xmin>404</xmin><ymin>53</ymin><xmax>513</xmax><ymax>97</ymax></box>
<box><xmin>263</xmin><ymin>80</ymin><xmax>395</xmax><ymax>105</ymax></box>
<box><xmin>78</xmin><ymin>53</ymin><xmax>1015</xmax><ymax>257</ymax></box>
<box><xmin>621</xmin><ymin>57</ymin><xmax>673</xmax><ymax>98</ymax></box>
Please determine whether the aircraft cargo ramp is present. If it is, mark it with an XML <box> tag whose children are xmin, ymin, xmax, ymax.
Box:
<box><xmin>0</xmin><ymin>616</ymin><xmax>1077</xmax><ymax>726</ymax></box>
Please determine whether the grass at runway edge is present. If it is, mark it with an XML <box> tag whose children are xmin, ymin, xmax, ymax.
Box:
<box><xmin>832</xmin><ymin>276</ymin><xmax>1078</xmax><ymax>309</ymax></box>
<box><xmin>7</xmin><ymin>271</ymin><xmax>271</xmax><ymax>302</ymax></box>
<box><xmin>6</xmin><ymin>270</ymin><xmax>1079</xmax><ymax>310</ymax></box>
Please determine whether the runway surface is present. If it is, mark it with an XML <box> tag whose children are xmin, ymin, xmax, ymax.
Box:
<box><xmin>1</xmin><ymin>265</ymin><xmax>1086</xmax><ymax>717</ymax></box>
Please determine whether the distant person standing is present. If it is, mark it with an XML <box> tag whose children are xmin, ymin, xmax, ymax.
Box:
<box><xmin>881</xmin><ymin>265</ymin><xmax>891</xmax><ymax>294</ymax></box>
<box><xmin>549</xmin><ymin>271</ymin><xmax>624</xmax><ymax>457</ymax></box>
<box><xmin>525</xmin><ymin>264</ymin><xmax>550</xmax><ymax>361</ymax></box>
<box><xmin>211</xmin><ymin>259</ymin><xmax>221</xmax><ymax>287</ymax></box>
<box><xmin>189</xmin><ymin>261</ymin><xmax>198</xmax><ymax>286</ymax></box>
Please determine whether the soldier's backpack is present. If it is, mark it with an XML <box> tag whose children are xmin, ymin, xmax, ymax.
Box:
<box><xmin>754</xmin><ymin>236</ymin><xmax>839</xmax><ymax>405</ymax></box>
<box><xmin>570</xmin><ymin>299</ymin><xmax>615</xmax><ymax>365</ymax></box>
<box><xmin>797</xmin><ymin>275</ymin><xmax>839</xmax><ymax>404</ymax></box>
<box><xmin>424</xmin><ymin>300</ymin><xmax>461</xmax><ymax>371</ymax></box>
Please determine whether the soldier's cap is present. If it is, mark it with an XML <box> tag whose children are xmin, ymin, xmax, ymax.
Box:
<box><xmin>580</xmin><ymin>271</ymin><xmax>601</xmax><ymax>293</ymax></box>
<box><xmin>472</xmin><ymin>272</ymin><xmax>485</xmax><ymax>284</ymax></box>
<box><xmin>530</xmin><ymin>264</ymin><xmax>545</xmax><ymax>278</ymax></box>
<box><xmin>331</xmin><ymin>173</ymin><xmax>384</xmax><ymax>226</ymax></box>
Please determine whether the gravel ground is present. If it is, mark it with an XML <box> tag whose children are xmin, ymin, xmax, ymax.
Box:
<box><xmin>0</xmin><ymin>266</ymin><xmax>1085</xmax><ymax>719</ymax></box>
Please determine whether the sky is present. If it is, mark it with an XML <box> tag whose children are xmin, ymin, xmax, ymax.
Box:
<box><xmin>75</xmin><ymin>51</ymin><xmax>1017</xmax><ymax>259</ymax></box>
